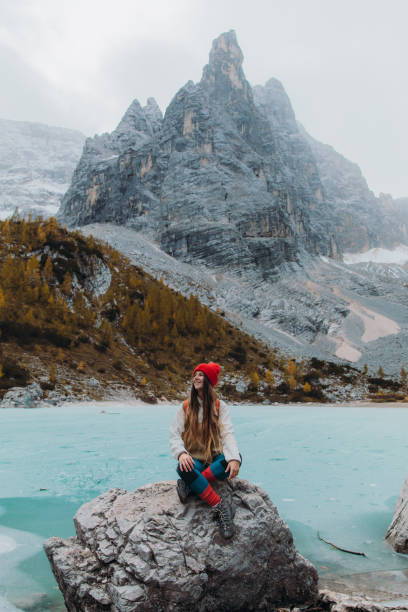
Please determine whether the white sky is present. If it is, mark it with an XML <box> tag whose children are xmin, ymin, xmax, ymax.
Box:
<box><xmin>0</xmin><ymin>0</ymin><xmax>407</xmax><ymax>198</ymax></box>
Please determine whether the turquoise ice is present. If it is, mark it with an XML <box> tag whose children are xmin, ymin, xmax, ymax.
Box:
<box><xmin>1</xmin><ymin>403</ymin><xmax>408</xmax><ymax>610</ymax></box>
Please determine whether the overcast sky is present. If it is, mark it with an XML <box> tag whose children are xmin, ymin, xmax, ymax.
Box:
<box><xmin>0</xmin><ymin>0</ymin><xmax>407</xmax><ymax>197</ymax></box>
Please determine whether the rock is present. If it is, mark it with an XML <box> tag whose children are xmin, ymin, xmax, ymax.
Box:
<box><xmin>43</xmin><ymin>389</ymin><xmax>68</xmax><ymax>406</ymax></box>
<box><xmin>88</xmin><ymin>377</ymin><xmax>101</xmax><ymax>388</ymax></box>
<box><xmin>385</xmin><ymin>475</ymin><xmax>408</xmax><ymax>552</ymax></box>
<box><xmin>318</xmin><ymin>589</ymin><xmax>407</xmax><ymax>611</ymax></box>
<box><xmin>299</xmin><ymin>126</ymin><xmax>405</xmax><ymax>254</ymax></box>
<box><xmin>138</xmin><ymin>391</ymin><xmax>158</xmax><ymax>404</ymax></box>
<box><xmin>0</xmin><ymin>382</ymin><xmax>43</xmax><ymax>408</ymax></box>
<box><xmin>44</xmin><ymin>479</ymin><xmax>318</xmax><ymax>611</ymax></box>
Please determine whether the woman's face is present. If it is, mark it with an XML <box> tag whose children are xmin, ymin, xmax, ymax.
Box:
<box><xmin>193</xmin><ymin>370</ymin><xmax>205</xmax><ymax>392</ymax></box>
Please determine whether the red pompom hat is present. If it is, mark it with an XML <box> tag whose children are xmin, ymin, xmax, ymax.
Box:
<box><xmin>193</xmin><ymin>362</ymin><xmax>221</xmax><ymax>387</ymax></box>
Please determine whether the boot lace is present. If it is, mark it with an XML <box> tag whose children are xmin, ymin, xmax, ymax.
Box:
<box><xmin>218</xmin><ymin>501</ymin><xmax>231</xmax><ymax>528</ymax></box>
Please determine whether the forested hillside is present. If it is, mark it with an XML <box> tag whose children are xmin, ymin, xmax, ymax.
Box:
<box><xmin>0</xmin><ymin>218</ymin><xmax>401</xmax><ymax>403</ymax></box>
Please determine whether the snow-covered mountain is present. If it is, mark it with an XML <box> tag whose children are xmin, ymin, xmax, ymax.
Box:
<box><xmin>0</xmin><ymin>118</ymin><xmax>85</xmax><ymax>219</ymax></box>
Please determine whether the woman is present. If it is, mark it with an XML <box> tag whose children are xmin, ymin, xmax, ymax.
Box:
<box><xmin>170</xmin><ymin>362</ymin><xmax>241</xmax><ymax>539</ymax></box>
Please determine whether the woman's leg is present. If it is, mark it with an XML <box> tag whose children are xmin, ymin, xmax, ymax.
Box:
<box><xmin>201</xmin><ymin>453</ymin><xmax>228</xmax><ymax>482</ymax></box>
<box><xmin>177</xmin><ymin>458</ymin><xmax>220</xmax><ymax>506</ymax></box>
<box><xmin>176</xmin><ymin>456</ymin><xmax>234</xmax><ymax>538</ymax></box>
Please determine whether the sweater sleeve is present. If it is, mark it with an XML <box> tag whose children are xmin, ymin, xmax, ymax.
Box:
<box><xmin>169</xmin><ymin>405</ymin><xmax>188</xmax><ymax>461</ymax></box>
<box><xmin>218</xmin><ymin>400</ymin><xmax>240</xmax><ymax>463</ymax></box>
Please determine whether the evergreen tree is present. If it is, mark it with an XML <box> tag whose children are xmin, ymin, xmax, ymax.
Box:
<box><xmin>249</xmin><ymin>371</ymin><xmax>259</xmax><ymax>390</ymax></box>
<box><xmin>264</xmin><ymin>369</ymin><xmax>275</xmax><ymax>389</ymax></box>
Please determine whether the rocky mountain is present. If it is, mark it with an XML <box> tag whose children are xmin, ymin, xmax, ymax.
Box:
<box><xmin>300</xmin><ymin>129</ymin><xmax>408</xmax><ymax>252</ymax></box>
<box><xmin>59</xmin><ymin>30</ymin><xmax>408</xmax><ymax>269</ymax></box>
<box><xmin>57</xmin><ymin>30</ymin><xmax>408</xmax><ymax>374</ymax></box>
<box><xmin>252</xmin><ymin>79</ymin><xmax>407</xmax><ymax>254</ymax></box>
<box><xmin>80</xmin><ymin>222</ymin><xmax>408</xmax><ymax>378</ymax></box>
<box><xmin>0</xmin><ymin>118</ymin><xmax>85</xmax><ymax>219</ymax></box>
<box><xmin>59</xmin><ymin>30</ymin><xmax>341</xmax><ymax>277</ymax></box>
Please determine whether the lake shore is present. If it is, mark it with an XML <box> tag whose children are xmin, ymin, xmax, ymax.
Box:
<box><xmin>319</xmin><ymin>569</ymin><xmax>408</xmax><ymax>608</ymax></box>
<box><xmin>1</xmin><ymin>402</ymin><xmax>408</xmax><ymax>610</ymax></box>
<box><xmin>38</xmin><ymin>397</ymin><xmax>408</xmax><ymax>410</ymax></box>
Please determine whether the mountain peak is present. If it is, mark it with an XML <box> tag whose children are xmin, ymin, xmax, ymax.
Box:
<box><xmin>201</xmin><ymin>30</ymin><xmax>246</xmax><ymax>93</ymax></box>
<box><xmin>209</xmin><ymin>30</ymin><xmax>243</xmax><ymax>67</ymax></box>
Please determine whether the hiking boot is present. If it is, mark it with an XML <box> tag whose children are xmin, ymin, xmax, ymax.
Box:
<box><xmin>215</xmin><ymin>497</ymin><xmax>234</xmax><ymax>539</ymax></box>
<box><xmin>177</xmin><ymin>478</ymin><xmax>190</xmax><ymax>504</ymax></box>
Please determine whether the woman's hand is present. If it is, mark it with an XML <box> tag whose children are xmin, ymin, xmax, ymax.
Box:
<box><xmin>178</xmin><ymin>452</ymin><xmax>194</xmax><ymax>472</ymax></box>
<box><xmin>225</xmin><ymin>460</ymin><xmax>240</xmax><ymax>480</ymax></box>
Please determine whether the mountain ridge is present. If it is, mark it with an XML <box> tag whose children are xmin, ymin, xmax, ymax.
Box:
<box><xmin>58</xmin><ymin>31</ymin><xmax>408</xmax><ymax>265</ymax></box>
<box><xmin>3</xmin><ymin>31</ymin><xmax>408</xmax><ymax>374</ymax></box>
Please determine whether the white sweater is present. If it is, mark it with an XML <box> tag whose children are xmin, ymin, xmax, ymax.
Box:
<box><xmin>169</xmin><ymin>397</ymin><xmax>240</xmax><ymax>463</ymax></box>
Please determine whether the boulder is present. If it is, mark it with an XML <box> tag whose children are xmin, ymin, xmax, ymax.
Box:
<box><xmin>385</xmin><ymin>476</ymin><xmax>408</xmax><ymax>552</ymax></box>
<box><xmin>319</xmin><ymin>589</ymin><xmax>407</xmax><ymax>611</ymax></box>
<box><xmin>0</xmin><ymin>382</ymin><xmax>43</xmax><ymax>408</ymax></box>
<box><xmin>43</xmin><ymin>389</ymin><xmax>68</xmax><ymax>406</ymax></box>
<box><xmin>44</xmin><ymin>479</ymin><xmax>318</xmax><ymax>611</ymax></box>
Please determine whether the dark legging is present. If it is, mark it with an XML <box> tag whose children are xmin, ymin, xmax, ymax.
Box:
<box><xmin>177</xmin><ymin>453</ymin><xmax>228</xmax><ymax>495</ymax></box>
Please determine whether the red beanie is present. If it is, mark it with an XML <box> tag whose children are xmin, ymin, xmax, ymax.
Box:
<box><xmin>193</xmin><ymin>362</ymin><xmax>221</xmax><ymax>387</ymax></box>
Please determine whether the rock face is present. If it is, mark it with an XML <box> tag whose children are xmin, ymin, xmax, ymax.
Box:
<box><xmin>319</xmin><ymin>589</ymin><xmax>408</xmax><ymax>611</ymax></box>
<box><xmin>58</xmin><ymin>30</ymin><xmax>339</xmax><ymax>277</ymax></box>
<box><xmin>56</xmin><ymin>29</ymin><xmax>408</xmax><ymax>370</ymax></box>
<box><xmin>385</xmin><ymin>476</ymin><xmax>408</xmax><ymax>553</ymax></box>
<box><xmin>299</xmin><ymin>128</ymin><xmax>407</xmax><ymax>253</ymax></box>
<box><xmin>44</xmin><ymin>479</ymin><xmax>318</xmax><ymax>611</ymax></box>
<box><xmin>0</xmin><ymin>118</ymin><xmax>85</xmax><ymax>219</ymax></box>
<box><xmin>59</xmin><ymin>30</ymin><xmax>408</xmax><ymax>276</ymax></box>
<box><xmin>0</xmin><ymin>382</ymin><xmax>43</xmax><ymax>408</ymax></box>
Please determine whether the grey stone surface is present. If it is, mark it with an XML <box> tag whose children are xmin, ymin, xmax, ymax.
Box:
<box><xmin>299</xmin><ymin>127</ymin><xmax>407</xmax><ymax>253</ymax></box>
<box><xmin>319</xmin><ymin>589</ymin><xmax>408</xmax><ymax>611</ymax></box>
<box><xmin>58</xmin><ymin>30</ymin><xmax>408</xmax><ymax>273</ymax></box>
<box><xmin>81</xmin><ymin>222</ymin><xmax>408</xmax><ymax>378</ymax></box>
<box><xmin>44</xmin><ymin>479</ymin><xmax>318</xmax><ymax>611</ymax></box>
<box><xmin>386</xmin><ymin>476</ymin><xmax>408</xmax><ymax>553</ymax></box>
<box><xmin>0</xmin><ymin>382</ymin><xmax>43</xmax><ymax>408</ymax></box>
<box><xmin>58</xmin><ymin>30</ymin><xmax>338</xmax><ymax>275</ymax></box>
<box><xmin>88</xmin><ymin>377</ymin><xmax>101</xmax><ymax>389</ymax></box>
<box><xmin>42</xmin><ymin>389</ymin><xmax>68</xmax><ymax>406</ymax></box>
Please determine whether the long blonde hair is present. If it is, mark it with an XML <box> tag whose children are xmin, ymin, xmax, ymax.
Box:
<box><xmin>183</xmin><ymin>373</ymin><xmax>221</xmax><ymax>463</ymax></box>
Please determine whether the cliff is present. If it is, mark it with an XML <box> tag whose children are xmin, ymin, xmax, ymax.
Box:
<box><xmin>58</xmin><ymin>31</ymin><xmax>339</xmax><ymax>278</ymax></box>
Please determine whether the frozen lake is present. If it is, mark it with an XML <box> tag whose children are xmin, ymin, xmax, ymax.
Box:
<box><xmin>1</xmin><ymin>402</ymin><xmax>408</xmax><ymax>610</ymax></box>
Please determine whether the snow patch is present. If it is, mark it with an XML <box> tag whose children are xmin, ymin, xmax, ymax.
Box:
<box><xmin>344</xmin><ymin>244</ymin><xmax>408</xmax><ymax>265</ymax></box>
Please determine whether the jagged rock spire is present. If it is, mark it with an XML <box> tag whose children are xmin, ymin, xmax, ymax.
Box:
<box><xmin>201</xmin><ymin>30</ymin><xmax>250</xmax><ymax>102</ymax></box>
